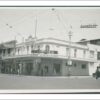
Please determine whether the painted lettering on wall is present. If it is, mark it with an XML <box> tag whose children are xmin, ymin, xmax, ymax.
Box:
<box><xmin>80</xmin><ymin>24</ymin><xmax>98</xmax><ymax>28</ymax></box>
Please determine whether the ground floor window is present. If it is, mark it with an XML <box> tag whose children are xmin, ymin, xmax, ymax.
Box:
<box><xmin>81</xmin><ymin>64</ymin><xmax>86</xmax><ymax>69</ymax></box>
<box><xmin>1</xmin><ymin>61</ymin><xmax>14</xmax><ymax>74</ymax></box>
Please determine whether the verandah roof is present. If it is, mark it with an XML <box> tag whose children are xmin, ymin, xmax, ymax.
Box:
<box><xmin>0</xmin><ymin>40</ymin><xmax>16</xmax><ymax>49</ymax></box>
<box><xmin>2</xmin><ymin>54</ymin><xmax>97</xmax><ymax>63</ymax></box>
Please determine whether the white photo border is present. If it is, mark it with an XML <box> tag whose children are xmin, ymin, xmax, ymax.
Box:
<box><xmin>0</xmin><ymin>1</ymin><xmax>99</xmax><ymax>97</ymax></box>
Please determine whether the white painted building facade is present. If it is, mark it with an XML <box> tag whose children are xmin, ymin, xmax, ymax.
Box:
<box><xmin>1</xmin><ymin>37</ymin><xmax>100</xmax><ymax>76</ymax></box>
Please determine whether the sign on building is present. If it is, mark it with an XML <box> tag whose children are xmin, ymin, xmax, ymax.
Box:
<box><xmin>80</xmin><ymin>24</ymin><xmax>98</xmax><ymax>28</ymax></box>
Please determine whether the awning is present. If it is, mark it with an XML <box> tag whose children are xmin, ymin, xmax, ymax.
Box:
<box><xmin>2</xmin><ymin>54</ymin><xmax>97</xmax><ymax>63</ymax></box>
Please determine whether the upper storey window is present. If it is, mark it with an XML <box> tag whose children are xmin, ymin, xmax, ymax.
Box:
<box><xmin>45</xmin><ymin>45</ymin><xmax>50</xmax><ymax>54</ymax></box>
<box><xmin>74</xmin><ymin>49</ymin><xmax>77</xmax><ymax>58</ymax></box>
<box><xmin>38</xmin><ymin>45</ymin><xmax>40</xmax><ymax>50</ymax></box>
<box><xmin>31</xmin><ymin>45</ymin><xmax>33</xmax><ymax>50</ymax></box>
<box><xmin>97</xmin><ymin>52</ymin><xmax>100</xmax><ymax>60</ymax></box>
<box><xmin>17</xmin><ymin>48</ymin><xmax>20</xmax><ymax>55</ymax></box>
<box><xmin>66</xmin><ymin>48</ymin><xmax>69</xmax><ymax>57</ymax></box>
<box><xmin>8</xmin><ymin>48</ymin><xmax>11</xmax><ymax>54</ymax></box>
<box><xmin>27</xmin><ymin>46</ymin><xmax>29</xmax><ymax>54</ymax></box>
<box><xmin>90</xmin><ymin>50</ymin><xmax>94</xmax><ymax>58</ymax></box>
<box><xmin>83</xmin><ymin>50</ymin><xmax>86</xmax><ymax>58</ymax></box>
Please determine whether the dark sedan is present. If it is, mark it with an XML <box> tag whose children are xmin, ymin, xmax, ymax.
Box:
<box><xmin>93</xmin><ymin>67</ymin><xmax>100</xmax><ymax>79</ymax></box>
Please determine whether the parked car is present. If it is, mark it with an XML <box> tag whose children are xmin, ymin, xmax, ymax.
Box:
<box><xmin>93</xmin><ymin>66</ymin><xmax>100</xmax><ymax>79</ymax></box>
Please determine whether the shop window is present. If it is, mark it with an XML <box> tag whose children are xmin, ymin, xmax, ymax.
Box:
<box><xmin>81</xmin><ymin>64</ymin><xmax>86</xmax><ymax>69</ymax></box>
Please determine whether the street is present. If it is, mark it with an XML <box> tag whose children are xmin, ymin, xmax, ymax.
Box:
<box><xmin>0</xmin><ymin>74</ymin><xmax>100</xmax><ymax>90</ymax></box>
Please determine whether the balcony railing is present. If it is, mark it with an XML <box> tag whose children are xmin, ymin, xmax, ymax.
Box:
<box><xmin>31</xmin><ymin>50</ymin><xmax>58</xmax><ymax>54</ymax></box>
<box><xmin>1</xmin><ymin>52</ymin><xmax>97</xmax><ymax>63</ymax></box>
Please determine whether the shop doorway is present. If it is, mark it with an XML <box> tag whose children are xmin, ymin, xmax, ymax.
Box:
<box><xmin>26</xmin><ymin>63</ymin><xmax>33</xmax><ymax>75</ymax></box>
<box><xmin>53</xmin><ymin>63</ymin><xmax>61</xmax><ymax>76</ymax></box>
<box><xmin>38</xmin><ymin>64</ymin><xmax>49</xmax><ymax>76</ymax></box>
<box><xmin>43</xmin><ymin>65</ymin><xmax>49</xmax><ymax>76</ymax></box>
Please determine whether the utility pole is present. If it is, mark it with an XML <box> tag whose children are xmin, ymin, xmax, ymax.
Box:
<box><xmin>6</xmin><ymin>24</ymin><xmax>21</xmax><ymax>74</ymax></box>
<box><xmin>34</xmin><ymin>16</ymin><xmax>37</xmax><ymax>40</ymax></box>
<box><xmin>33</xmin><ymin>14</ymin><xmax>38</xmax><ymax>75</ymax></box>
<box><xmin>33</xmin><ymin>15</ymin><xmax>37</xmax><ymax>51</ymax></box>
<box><xmin>67</xmin><ymin>26</ymin><xmax>73</xmax><ymax>76</ymax></box>
<box><xmin>14</xmin><ymin>36</ymin><xmax>16</xmax><ymax>74</ymax></box>
<box><xmin>51</xmin><ymin>8</ymin><xmax>73</xmax><ymax>76</ymax></box>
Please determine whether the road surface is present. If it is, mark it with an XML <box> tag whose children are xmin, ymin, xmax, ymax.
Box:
<box><xmin>0</xmin><ymin>74</ymin><xmax>100</xmax><ymax>90</ymax></box>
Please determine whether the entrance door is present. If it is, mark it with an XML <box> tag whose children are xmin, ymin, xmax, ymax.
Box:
<box><xmin>43</xmin><ymin>65</ymin><xmax>49</xmax><ymax>76</ymax></box>
<box><xmin>38</xmin><ymin>64</ymin><xmax>49</xmax><ymax>76</ymax></box>
<box><xmin>53</xmin><ymin>63</ymin><xmax>61</xmax><ymax>76</ymax></box>
<box><xmin>26</xmin><ymin>63</ymin><xmax>33</xmax><ymax>75</ymax></box>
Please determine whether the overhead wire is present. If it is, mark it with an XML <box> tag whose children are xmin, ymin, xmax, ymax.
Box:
<box><xmin>51</xmin><ymin>8</ymin><xmax>68</xmax><ymax>33</ymax></box>
<box><xmin>0</xmin><ymin>10</ymin><xmax>46</xmax><ymax>36</ymax></box>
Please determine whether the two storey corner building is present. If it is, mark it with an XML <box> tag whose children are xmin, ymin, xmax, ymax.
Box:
<box><xmin>0</xmin><ymin>36</ymin><xmax>100</xmax><ymax>76</ymax></box>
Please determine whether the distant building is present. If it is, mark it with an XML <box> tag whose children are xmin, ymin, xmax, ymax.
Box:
<box><xmin>0</xmin><ymin>40</ymin><xmax>16</xmax><ymax>74</ymax></box>
<box><xmin>78</xmin><ymin>38</ymin><xmax>100</xmax><ymax>45</ymax></box>
<box><xmin>78</xmin><ymin>38</ymin><xmax>100</xmax><ymax>65</ymax></box>
<box><xmin>0</xmin><ymin>37</ymin><xmax>100</xmax><ymax>76</ymax></box>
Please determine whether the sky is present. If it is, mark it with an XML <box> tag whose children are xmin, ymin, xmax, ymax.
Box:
<box><xmin>0</xmin><ymin>7</ymin><xmax>100</xmax><ymax>43</ymax></box>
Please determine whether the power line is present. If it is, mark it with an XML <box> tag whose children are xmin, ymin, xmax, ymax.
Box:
<box><xmin>51</xmin><ymin>8</ymin><xmax>68</xmax><ymax>33</ymax></box>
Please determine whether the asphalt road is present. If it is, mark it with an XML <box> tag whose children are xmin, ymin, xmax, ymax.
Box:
<box><xmin>0</xmin><ymin>74</ymin><xmax>100</xmax><ymax>89</ymax></box>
